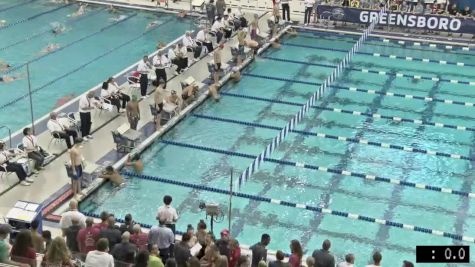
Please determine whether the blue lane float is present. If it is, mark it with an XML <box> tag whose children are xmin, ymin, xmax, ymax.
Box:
<box><xmin>0</xmin><ymin>18</ymin><xmax>175</xmax><ymax>111</ymax></box>
<box><xmin>113</xmin><ymin>171</ymin><xmax>475</xmax><ymax>244</ymax></box>
<box><xmin>2</xmin><ymin>13</ymin><xmax>138</xmax><ymax>75</ymax></box>
<box><xmin>192</xmin><ymin>113</ymin><xmax>475</xmax><ymax>161</ymax></box>
<box><xmin>0</xmin><ymin>3</ymin><xmax>73</xmax><ymax>31</ymax></box>
<box><xmin>160</xmin><ymin>139</ymin><xmax>475</xmax><ymax>199</ymax></box>
<box><xmin>261</xmin><ymin>56</ymin><xmax>475</xmax><ymax>86</ymax></box>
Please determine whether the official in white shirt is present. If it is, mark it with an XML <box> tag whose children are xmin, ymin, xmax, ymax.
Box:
<box><xmin>22</xmin><ymin>127</ymin><xmax>48</xmax><ymax>172</ymax></box>
<box><xmin>304</xmin><ymin>0</ymin><xmax>314</xmax><ymax>25</ymax></box>
<box><xmin>211</xmin><ymin>17</ymin><xmax>225</xmax><ymax>43</ymax></box>
<box><xmin>137</xmin><ymin>56</ymin><xmax>152</xmax><ymax>98</ymax></box>
<box><xmin>182</xmin><ymin>31</ymin><xmax>202</xmax><ymax>61</ymax></box>
<box><xmin>196</xmin><ymin>27</ymin><xmax>214</xmax><ymax>54</ymax></box>
<box><xmin>152</xmin><ymin>51</ymin><xmax>169</xmax><ymax>89</ymax></box>
<box><xmin>102</xmin><ymin>77</ymin><xmax>130</xmax><ymax>112</ymax></box>
<box><xmin>156</xmin><ymin>195</ymin><xmax>178</xmax><ymax>234</ymax></box>
<box><xmin>0</xmin><ymin>141</ymin><xmax>33</xmax><ymax>186</ymax></box>
<box><xmin>172</xmin><ymin>44</ymin><xmax>188</xmax><ymax>74</ymax></box>
<box><xmin>79</xmin><ymin>91</ymin><xmax>99</xmax><ymax>140</ymax></box>
<box><xmin>222</xmin><ymin>14</ymin><xmax>233</xmax><ymax>39</ymax></box>
<box><xmin>47</xmin><ymin>112</ymin><xmax>78</xmax><ymax>148</ymax></box>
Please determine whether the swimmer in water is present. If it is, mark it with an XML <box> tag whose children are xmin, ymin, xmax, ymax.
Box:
<box><xmin>0</xmin><ymin>20</ymin><xmax>6</xmax><ymax>27</ymax></box>
<box><xmin>0</xmin><ymin>74</ymin><xmax>25</xmax><ymax>83</ymax></box>
<box><xmin>108</xmin><ymin>4</ymin><xmax>118</xmax><ymax>13</ymax></box>
<box><xmin>69</xmin><ymin>3</ymin><xmax>87</xmax><ymax>17</ymax></box>
<box><xmin>100</xmin><ymin>166</ymin><xmax>125</xmax><ymax>187</ymax></box>
<box><xmin>40</xmin><ymin>43</ymin><xmax>60</xmax><ymax>54</ymax></box>
<box><xmin>0</xmin><ymin>61</ymin><xmax>11</xmax><ymax>72</ymax></box>
<box><xmin>125</xmin><ymin>154</ymin><xmax>143</xmax><ymax>173</ymax></box>
<box><xmin>146</xmin><ymin>20</ymin><xmax>160</xmax><ymax>30</ymax></box>
<box><xmin>110</xmin><ymin>15</ymin><xmax>127</xmax><ymax>22</ymax></box>
<box><xmin>50</xmin><ymin>22</ymin><xmax>66</xmax><ymax>35</ymax></box>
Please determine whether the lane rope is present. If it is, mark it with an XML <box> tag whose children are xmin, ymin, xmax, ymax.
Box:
<box><xmin>2</xmin><ymin>13</ymin><xmax>138</xmax><ymax>75</ymax></box>
<box><xmin>0</xmin><ymin>18</ymin><xmax>175</xmax><ymax>111</ymax></box>
<box><xmin>192</xmin><ymin>113</ymin><xmax>475</xmax><ymax>161</ymax></box>
<box><xmin>0</xmin><ymin>0</ymin><xmax>37</xmax><ymax>13</ymax></box>
<box><xmin>0</xmin><ymin>3</ymin><xmax>73</xmax><ymax>31</ymax></box>
<box><xmin>261</xmin><ymin>56</ymin><xmax>475</xmax><ymax>86</ymax></box>
<box><xmin>221</xmin><ymin>91</ymin><xmax>475</xmax><ymax>133</ymax></box>
<box><xmin>281</xmin><ymin>42</ymin><xmax>474</xmax><ymax>68</ymax></box>
<box><xmin>0</xmin><ymin>7</ymin><xmax>105</xmax><ymax>52</ymax></box>
<box><xmin>115</xmin><ymin>171</ymin><xmax>475</xmax><ymax>244</ymax></box>
<box><xmin>160</xmin><ymin>139</ymin><xmax>475</xmax><ymax>198</ymax></box>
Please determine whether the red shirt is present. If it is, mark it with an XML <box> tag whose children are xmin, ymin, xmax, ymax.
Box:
<box><xmin>93</xmin><ymin>222</ymin><xmax>109</xmax><ymax>231</ymax></box>
<box><xmin>11</xmin><ymin>246</ymin><xmax>36</xmax><ymax>265</ymax></box>
<box><xmin>77</xmin><ymin>226</ymin><xmax>100</xmax><ymax>254</ymax></box>
<box><xmin>229</xmin><ymin>247</ymin><xmax>241</xmax><ymax>267</ymax></box>
<box><xmin>130</xmin><ymin>233</ymin><xmax>148</xmax><ymax>251</ymax></box>
<box><xmin>288</xmin><ymin>254</ymin><xmax>301</xmax><ymax>267</ymax></box>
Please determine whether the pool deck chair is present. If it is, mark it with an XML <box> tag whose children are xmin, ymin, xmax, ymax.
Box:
<box><xmin>111</xmin><ymin>130</ymin><xmax>135</xmax><ymax>153</ymax></box>
<box><xmin>192</xmin><ymin>0</ymin><xmax>205</xmax><ymax>11</ymax></box>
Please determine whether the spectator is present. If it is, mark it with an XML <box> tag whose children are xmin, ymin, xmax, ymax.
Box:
<box><xmin>206</xmin><ymin>0</ymin><xmax>216</xmax><ymax>24</ymax></box>
<box><xmin>42</xmin><ymin>237</ymin><xmax>74</xmax><ymax>266</ymax></box>
<box><xmin>94</xmin><ymin>211</ymin><xmax>110</xmax><ymax>230</ymax></box>
<box><xmin>186</xmin><ymin>225</ymin><xmax>197</xmax><ymax>248</ymax></box>
<box><xmin>126</xmin><ymin>95</ymin><xmax>141</xmax><ymax>130</ymax></box>
<box><xmin>216</xmin><ymin>0</ymin><xmax>226</xmax><ymax>17</ymax></box>
<box><xmin>148</xmin><ymin>219</ymin><xmax>174</xmax><ymax>262</ymax></box>
<box><xmin>189</xmin><ymin>257</ymin><xmax>200</xmax><ymax>267</ymax></box>
<box><xmin>337</xmin><ymin>253</ymin><xmax>354</xmax><ymax>267</ymax></box>
<box><xmin>65</xmin><ymin>217</ymin><xmax>82</xmax><ymax>253</ymax></box>
<box><xmin>197</xmin><ymin>233</ymin><xmax>216</xmax><ymax>259</ymax></box>
<box><xmin>216</xmin><ymin>229</ymin><xmax>230</xmax><ymax>259</ymax></box>
<box><xmin>288</xmin><ymin>240</ymin><xmax>303</xmax><ymax>267</ymax></box>
<box><xmin>30</xmin><ymin>220</ymin><xmax>44</xmax><ymax>253</ymax></box>
<box><xmin>47</xmin><ymin>112</ymin><xmax>78</xmax><ymax>149</ymax></box>
<box><xmin>305</xmin><ymin>257</ymin><xmax>315</xmax><ymax>267</ymax></box>
<box><xmin>85</xmin><ymin>238</ymin><xmax>114</xmax><ymax>267</ymax></box>
<box><xmin>78</xmin><ymin>217</ymin><xmax>100</xmax><ymax>254</ymax></box>
<box><xmin>174</xmin><ymin>233</ymin><xmax>192</xmax><ymax>267</ymax></box>
<box><xmin>130</xmin><ymin>224</ymin><xmax>148</xmax><ymax>251</ymax></box>
<box><xmin>312</xmin><ymin>239</ymin><xmax>335</xmax><ymax>267</ymax></box>
<box><xmin>112</xmin><ymin>231</ymin><xmax>137</xmax><ymax>264</ymax></box>
<box><xmin>366</xmin><ymin>251</ymin><xmax>382</xmax><ymax>267</ymax></box>
<box><xmin>149</xmin><ymin>244</ymin><xmax>165</xmax><ymax>267</ymax></box>
<box><xmin>304</xmin><ymin>0</ymin><xmax>314</xmax><ymax>25</ymax></box>
<box><xmin>99</xmin><ymin>216</ymin><xmax>122</xmax><ymax>249</ymax></box>
<box><xmin>268</xmin><ymin>250</ymin><xmax>287</xmax><ymax>267</ymax></box>
<box><xmin>165</xmin><ymin>258</ymin><xmax>177</xmax><ymax>267</ymax></box>
<box><xmin>199</xmin><ymin>243</ymin><xmax>219</xmax><ymax>267</ymax></box>
<box><xmin>278</xmin><ymin>0</ymin><xmax>290</xmax><ymax>21</ymax></box>
<box><xmin>0</xmin><ymin>224</ymin><xmax>23</xmax><ymax>266</ymax></box>
<box><xmin>216</xmin><ymin>255</ymin><xmax>229</xmax><ymax>267</ymax></box>
<box><xmin>11</xmin><ymin>230</ymin><xmax>37</xmax><ymax>267</ymax></box>
<box><xmin>157</xmin><ymin>195</ymin><xmax>178</xmax><ymax>234</ymax></box>
<box><xmin>79</xmin><ymin>91</ymin><xmax>99</xmax><ymax>140</ymax></box>
<box><xmin>250</xmin><ymin>234</ymin><xmax>270</xmax><ymax>267</ymax></box>
<box><xmin>237</xmin><ymin>255</ymin><xmax>249</xmax><ymax>267</ymax></box>
<box><xmin>136</xmin><ymin>250</ymin><xmax>150</xmax><ymax>267</ymax></box>
<box><xmin>228</xmin><ymin>239</ymin><xmax>241</xmax><ymax>267</ymax></box>
<box><xmin>0</xmin><ymin>141</ymin><xmax>33</xmax><ymax>186</ymax></box>
<box><xmin>60</xmin><ymin>201</ymin><xmax>86</xmax><ymax>235</ymax></box>
<box><xmin>402</xmin><ymin>260</ymin><xmax>414</xmax><ymax>267</ymax></box>
<box><xmin>196</xmin><ymin>220</ymin><xmax>208</xmax><ymax>247</ymax></box>
<box><xmin>414</xmin><ymin>1</ymin><xmax>424</xmax><ymax>13</ymax></box>
<box><xmin>22</xmin><ymin>127</ymin><xmax>47</xmax><ymax>173</ymax></box>
<box><xmin>42</xmin><ymin>231</ymin><xmax>52</xmax><ymax>253</ymax></box>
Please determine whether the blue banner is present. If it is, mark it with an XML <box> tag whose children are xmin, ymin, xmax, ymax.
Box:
<box><xmin>317</xmin><ymin>5</ymin><xmax>475</xmax><ymax>34</ymax></box>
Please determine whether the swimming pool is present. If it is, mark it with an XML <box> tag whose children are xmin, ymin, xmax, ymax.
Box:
<box><xmin>80</xmin><ymin>29</ymin><xmax>475</xmax><ymax>265</ymax></box>
<box><xmin>0</xmin><ymin>0</ymin><xmax>193</xmax><ymax>135</ymax></box>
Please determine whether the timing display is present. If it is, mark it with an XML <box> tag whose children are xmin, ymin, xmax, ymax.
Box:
<box><xmin>416</xmin><ymin>246</ymin><xmax>469</xmax><ymax>263</ymax></box>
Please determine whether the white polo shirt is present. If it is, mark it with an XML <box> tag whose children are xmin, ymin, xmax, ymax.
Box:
<box><xmin>137</xmin><ymin>60</ymin><xmax>151</xmax><ymax>74</ymax></box>
<box><xmin>0</xmin><ymin>150</ymin><xmax>12</xmax><ymax>165</ymax></box>
<box><xmin>59</xmin><ymin>209</ymin><xmax>86</xmax><ymax>229</ymax></box>
<box><xmin>79</xmin><ymin>95</ymin><xmax>95</xmax><ymax>113</ymax></box>
<box><xmin>153</xmin><ymin>54</ymin><xmax>169</xmax><ymax>70</ymax></box>
<box><xmin>182</xmin><ymin>36</ymin><xmax>195</xmax><ymax>48</ymax></box>
<box><xmin>196</xmin><ymin>30</ymin><xmax>206</xmax><ymax>42</ymax></box>
<box><xmin>22</xmin><ymin>135</ymin><xmax>38</xmax><ymax>152</ymax></box>
<box><xmin>47</xmin><ymin>119</ymin><xmax>66</xmax><ymax>133</ymax></box>
<box><xmin>157</xmin><ymin>205</ymin><xmax>178</xmax><ymax>224</ymax></box>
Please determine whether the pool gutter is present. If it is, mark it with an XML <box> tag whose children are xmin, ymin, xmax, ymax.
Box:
<box><xmin>294</xmin><ymin>25</ymin><xmax>475</xmax><ymax>47</ymax></box>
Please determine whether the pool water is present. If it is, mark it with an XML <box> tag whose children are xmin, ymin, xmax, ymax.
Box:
<box><xmin>0</xmin><ymin>0</ymin><xmax>193</xmax><ymax>135</ymax></box>
<box><xmin>80</xmin><ymin>30</ymin><xmax>475</xmax><ymax>266</ymax></box>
